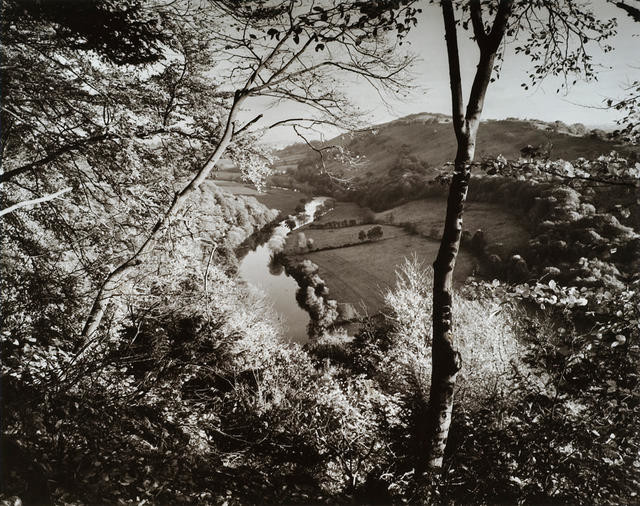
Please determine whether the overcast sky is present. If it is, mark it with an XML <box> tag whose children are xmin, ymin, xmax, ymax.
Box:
<box><xmin>244</xmin><ymin>1</ymin><xmax>640</xmax><ymax>146</ymax></box>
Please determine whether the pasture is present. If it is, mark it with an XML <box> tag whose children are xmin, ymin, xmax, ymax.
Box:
<box><xmin>376</xmin><ymin>198</ymin><xmax>529</xmax><ymax>255</ymax></box>
<box><xmin>312</xmin><ymin>202</ymin><xmax>374</xmax><ymax>226</ymax></box>
<box><xmin>284</xmin><ymin>224</ymin><xmax>405</xmax><ymax>253</ymax></box>
<box><xmin>216</xmin><ymin>180</ymin><xmax>309</xmax><ymax>217</ymax></box>
<box><xmin>292</xmin><ymin>234</ymin><xmax>475</xmax><ymax>314</ymax></box>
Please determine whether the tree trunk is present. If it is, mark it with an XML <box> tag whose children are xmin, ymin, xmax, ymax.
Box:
<box><xmin>424</xmin><ymin>0</ymin><xmax>512</xmax><ymax>472</ymax></box>
<box><xmin>80</xmin><ymin>91</ymin><xmax>246</xmax><ymax>341</ymax></box>
<box><xmin>425</xmin><ymin>139</ymin><xmax>473</xmax><ymax>470</ymax></box>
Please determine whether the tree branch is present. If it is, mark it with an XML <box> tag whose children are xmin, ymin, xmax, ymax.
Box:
<box><xmin>441</xmin><ymin>0</ymin><xmax>466</xmax><ymax>140</ymax></box>
<box><xmin>469</xmin><ymin>0</ymin><xmax>488</xmax><ymax>45</ymax></box>
<box><xmin>0</xmin><ymin>187</ymin><xmax>72</xmax><ymax>217</ymax></box>
<box><xmin>0</xmin><ymin>134</ymin><xmax>111</xmax><ymax>184</ymax></box>
<box><xmin>487</xmin><ymin>0</ymin><xmax>514</xmax><ymax>51</ymax></box>
<box><xmin>233</xmin><ymin>114</ymin><xmax>263</xmax><ymax>136</ymax></box>
<box><xmin>466</xmin><ymin>0</ymin><xmax>513</xmax><ymax>126</ymax></box>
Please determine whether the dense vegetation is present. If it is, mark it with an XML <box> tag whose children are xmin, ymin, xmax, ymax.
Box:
<box><xmin>2</xmin><ymin>0</ymin><xmax>640</xmax><ymax>504</ymax></box>
<box><xmin>273</xmin><ymin>121</ymin><xmax>640</xmax><ymax>504</ymax></box>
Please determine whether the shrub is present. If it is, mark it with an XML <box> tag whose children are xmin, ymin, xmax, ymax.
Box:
<box><xmin>367</xmin><ymin>226</ymin><xmax>383</xmax><ymax>241</ymax></box>
<box><xmin>377</xmin><ymin>258</ymin><xmax>532</xmax><ymax>409</ymax></box>
<box><xmin>470</xmin><ymin>229</ymin><xmax>486</xmax><ymax>254</ymax></box>
<box><xmin>402</xmin><ymin>222</ymin><xmax>419</xmax><ymax>235</ymax></box>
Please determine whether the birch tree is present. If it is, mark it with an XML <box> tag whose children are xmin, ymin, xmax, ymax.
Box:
<box><xmin>423</xmin><ymin>0</ymin><xmax>616</xmax><ymax>472</ymax></box>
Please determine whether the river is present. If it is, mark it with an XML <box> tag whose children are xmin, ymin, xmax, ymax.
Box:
<box><xmin>238</xmin><ymin>197</ymin><xmax>329</xmax><ymax>343</ymax></box>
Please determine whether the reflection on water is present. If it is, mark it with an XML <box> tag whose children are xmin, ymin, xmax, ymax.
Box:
<box><xmin>238</xmin><ymin>197</ymin><xmax>328</xmax><ymax>343</ymax></box>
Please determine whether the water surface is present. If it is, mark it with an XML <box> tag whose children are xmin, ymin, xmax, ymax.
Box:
<box><xmin>238</xmin><ymin>198</ymin><xmax>328</xmax><ymax>343</ymax></box>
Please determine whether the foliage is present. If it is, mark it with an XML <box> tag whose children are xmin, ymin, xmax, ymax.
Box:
<box><xmin>443</xmin><ymin>276</ymin><xmax>640</xmax><ymax>505</ymax></box>
<box><xmin>482</xmin><ymin>152</ymin><xmax>640</xmax><ymax>187</ymax></box>
<box><xmin>2</xmin><ymin>0</ymin><xmax>167</xmax><ymax>65</ymax></box>
<box><xmin>366</xmin><ymin>225</ymin><xmax>384</xmax><ymax>240</ymax></box>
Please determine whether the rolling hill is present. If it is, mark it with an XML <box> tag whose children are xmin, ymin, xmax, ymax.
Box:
<box><xmin>274</xmin><ymin>112</ymin><xmax>636</xmax><ymax>179</ymax></box>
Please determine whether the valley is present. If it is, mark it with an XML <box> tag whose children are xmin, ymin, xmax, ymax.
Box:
<box><xmin>6</xmin><ymin>0</ymin><xmax>640</xmax><ymax>502</ymax></box>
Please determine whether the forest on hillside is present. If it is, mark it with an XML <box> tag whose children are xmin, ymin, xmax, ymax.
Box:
<box><xmin>1</xmin><ymin>0</ymin><xmax>640</xmax><ymax>505</ymax></box>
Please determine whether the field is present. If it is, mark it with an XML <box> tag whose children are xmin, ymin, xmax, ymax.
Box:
<box><xmin>285</xmin><ymin>224</ymin><xmax>404</xmax><ymax>252</ymax></box>
<box><xmin>292</xmin><ymin>234</ymin><xmax>474</xmax><ymax>314</ymax></box>
<box><xmin>312</xmin><ymin>202</ymin><xmax>373</xmax><ymax>226</ymax></box>
<box><xmin>215</xmin><ymin>180</ymin><xmax>262</xmax><ymax>195</ymax></box>
<box><xmin>286</xmin><ymin>196</ymin><xmax>526</xmax><ymax>314</ymax></box>
<box><xmin>213</xmin><ymin>170</ymin><xmax>243</xmax><ymax>181</ymax></box>
<box><xmin>376</xmin><ymin>198</ymin><xmax>529</xmax><ymax>255</ymax></box>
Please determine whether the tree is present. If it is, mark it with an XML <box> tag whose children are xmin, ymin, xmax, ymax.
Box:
<box><xmin>1</xmin><ymin>0</ymin><xmax>166</xmax><ymax>65</ymax></box>
<box><xmin>79</xmin><ymin>0</ymin><xmax>417</xmax><ymax>340</ymax></box>
<box><xmin>367</xmin><ymin>225</ymin><xmax>384</xmax><ymax>240</ymax></box>
<box><xmin>607</xmin><ymin>0</ymin><xmax>640</xmax><ymax>143</ymax></box>
<box><xmin>423</xmin><ymin>0</ymin><xmax>616</xmax><ymax>472</ymax></box>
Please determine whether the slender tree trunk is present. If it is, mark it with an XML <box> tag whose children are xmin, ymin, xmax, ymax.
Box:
<box><xmin>80</xmin><ymin>91</ymin><xmax>246</xmax><ymax>340</ymax></box>
<box><xmin>426</xmin><ymin>140</ymin><xmax>472</xmax><ymax>469</ymax></box>
<box><xmin>424</xmin><ymin>0</ymin><xmax>512</xmax><ymax>471</ymax></box>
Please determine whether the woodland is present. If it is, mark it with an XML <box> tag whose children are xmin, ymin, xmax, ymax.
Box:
<box><xmin>1</xmin><ymin>0</ymin><xmax>640</xmax><ymax>505</ymax></box>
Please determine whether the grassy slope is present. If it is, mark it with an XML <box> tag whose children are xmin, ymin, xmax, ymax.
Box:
<box><xmin>216</xmin><ymin>180</ymin><xmax>308</xmax><ymax>217</ymax></box>
<box><xmin>376</xmin><ymin>199</ymin><xmax>530</xmax><ymax>255</ymax></box>
<box><xmin>276</xmin><ymin>114</ymin><xmax>632</xmax><ymax>179</ymax></box>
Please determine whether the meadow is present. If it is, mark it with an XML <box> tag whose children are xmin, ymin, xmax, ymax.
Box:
<box><xmin>283</xmin><ymin>196</ymin><xmax>526</xmax><ymax>314</ymax></box>
<box><xmin>215</xmin><ymin>179</ymin><xmax>309</xmax><ymax>217</ymax></box>
<box><xmin>311</xmin><ymin>202</ymin><xmax>374</xmax><ymax>226</ymax></box>
<box><xmin>289</xmin><ymin>227</ymin><xmax>475</xmax><ymax>314</ymax></box>
<box><xmin>285</xmin><ymin>224</ymin><xmax>405</xmax><ymax>252</ymax></box>
<box><xmin>376</xmin><ymin>198</ymin><xmax>530</xmax><ymax>255</ymax></box>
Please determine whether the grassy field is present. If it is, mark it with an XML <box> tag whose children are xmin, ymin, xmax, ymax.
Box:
<box><xmin>252</xmin><ymin>188</ymin><xmax>309</xmax><ymax>216</ymax></box>
<box><xmin>285</xmin><ymin>224</ymin><xmax>405</xmax><ymax>253</ymax></box>
<box><xmin>213</xmin><ymin>170</ymin><xmax>243</xmax><ymax>181</ymax></box>
<box><xmin>376</xmin><ymin>198</ymin><xmax>529</xmax><ymax>255</ymax></box>
<box><xmin>215</xmin><ymin>180</ymin><xmax>262</xmax><ymax>195</ymax></box>
<box><xmin>285</xmin><ymin>196</ymin><xmax>525</xmax><ymax>314</ymax></box>
<box><xmin>312</xmin><ymin>202</ymin><xmax>373</xmax><ymax>226</ymax></box>
<box><xmin>292</xmin><ymin>235</ymin><xmax>474</xmax><ymax>314</ymax></box>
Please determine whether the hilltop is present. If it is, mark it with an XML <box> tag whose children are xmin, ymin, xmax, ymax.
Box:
<box><xmin>274</xmin><ymin>112</ymin><xmax>635</xmax><ymax>181</ymax></box>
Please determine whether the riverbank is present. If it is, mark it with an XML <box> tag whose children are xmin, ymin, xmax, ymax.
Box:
<box><xmin>231</xmin><ymin>189</ymin><xmax>333</xmax><ymax>342</ymax></box>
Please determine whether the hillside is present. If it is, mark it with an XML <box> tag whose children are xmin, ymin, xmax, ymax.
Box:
<box><xmin>275</xmin><ymin>112</ymin><xmax>636</xmax><ymax>179</ymax></box>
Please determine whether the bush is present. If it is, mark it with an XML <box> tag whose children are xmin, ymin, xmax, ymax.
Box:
<box><xmin>373</xmin><ymin>258</ymin><xmax>532</xmax><ymax>409</ymax></box>
<box><xmin>402</xmin><ymin>222</ymin><xmax>419</xmax><ymax>235</ymax></box>
<box><xmin>367</xmin><ymin>226</ymin><xmax>383</xmax><ymax>241</ymax></box>
<box><xmin>470</xmin><ymin>229</ymin><xmax>486</xmax><ymax>254</ymax></box>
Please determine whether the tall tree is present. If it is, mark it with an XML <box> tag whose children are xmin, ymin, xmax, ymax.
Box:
<box><xmin>80</xmin><ymin>0</ymin><xmax>417</xmax><ymax>340</ymax></box>
<box><xmin>424</xmin><ymin>0</ymin><xmax>616</xmax><ymax>471</ymax></box>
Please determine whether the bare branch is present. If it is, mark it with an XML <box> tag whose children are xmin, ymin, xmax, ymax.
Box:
<box><xmin>234</xmin><ymin>114</ymin><xmax>264</xmax><ymax>136</ymax></box>
<box><xmin>441</xmin><ymin>0</ymin><xmax>466</xmax><ymax>139</ymax></box>
<box><xmin>0</xmin><ymin>187</ymin><xmax>72</xmax><ymax>218</ymax></box>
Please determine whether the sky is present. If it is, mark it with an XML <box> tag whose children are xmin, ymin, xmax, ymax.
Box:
<box><xmin>242</xmin><ymin>1</ymin><xmax>640</xmax><ymax>146</ymax></box>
